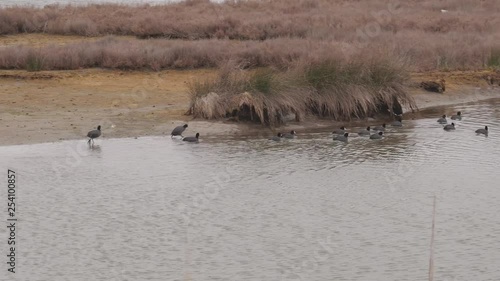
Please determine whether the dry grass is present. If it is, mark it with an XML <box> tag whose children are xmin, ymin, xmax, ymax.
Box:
<box><xmin>1</xmin><ymin>0</ymin><xmax>498</xmax><ymax>39</ymax></box>
<box><xmin>0</xmin><ymin>35</ymin><xmax>499</xmax><ymax>72</ymax></box>
<box><xmin>0</xmin><ymin>37</ymin><xmax>312</xmax><ymax>70</ymax></box>
<box><xmin>0</xmin><ymin>0</ymin><xmax>499</xmax><ymax>72</ymax></box>
<box><xmin>188</xmin><ymin>56</ymin><xmax>416</xmax><ymax>125</ymax></box>
<box><xmin>0</xmin><ymin>1</ymin><xmax>496</xmax><ymax>126</ymax></box>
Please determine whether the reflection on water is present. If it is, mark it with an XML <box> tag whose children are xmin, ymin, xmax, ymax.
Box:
<box><xmin>1</xmin><ymin>98</ymin><xmax>500</xmax><ymax>281</ymax></box>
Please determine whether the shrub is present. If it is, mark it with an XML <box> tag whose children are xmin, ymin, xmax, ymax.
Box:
<box><xmin>25</xmin><ymin>52</ymin><xmax>44</xmax><ymax>71</ymax></box>
<box><xmin>189</xmin><ymin>56</ymin><xmax>416</xmax><ymax>126</ymax></box>
<box><xmin>487</xmin><ymin>48</ymin><xmax>500</xmax><ymax>68</ymax></box>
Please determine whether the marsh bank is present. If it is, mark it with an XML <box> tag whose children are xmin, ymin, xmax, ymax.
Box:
<box><xmin>0</xmin><ymin>68</ymin><xmax>499</xmax><ymax>146</ymax></box>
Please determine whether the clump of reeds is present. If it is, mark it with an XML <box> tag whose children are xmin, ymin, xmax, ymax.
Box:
<box><xmin>188</xmin><ymin>56</ymin><xmax>416</xmax><ymax>126</ymax></box>
<box><xmin>298</xmin><ymin>58</ymin><xmax>414</xmax><ymax>120</ymax></box>
<box><xmin>188</xmin><ymin>64</ymin><xmax>306</xmax><ymax>125</ymax></box>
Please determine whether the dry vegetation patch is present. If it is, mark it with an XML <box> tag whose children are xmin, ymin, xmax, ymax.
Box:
<box><xmin>188</xmin><ymin>57</ymin><xmax>416</xmax><ymax>126</ymax></box>
<box><xmin>1</xmin><ymin>0</ymin><xmax>499</xmax><ymax>127</ymax></box>
<box><xmin>0</xmin><ymin>0</ymin><xmax>499</xmax><ymax>72</ymax></box>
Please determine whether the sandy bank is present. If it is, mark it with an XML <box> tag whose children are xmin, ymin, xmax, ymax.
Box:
<box><xmin>0</xmin><ymin>69</ymin><xmax>499</xmax><ymax>146</ymax></box>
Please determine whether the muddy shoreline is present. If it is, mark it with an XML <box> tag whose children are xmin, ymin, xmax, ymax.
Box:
<box><xmin>0</xmin><ymin>68</ymin><xmax>499</xmax><ymax>146</ymax></box>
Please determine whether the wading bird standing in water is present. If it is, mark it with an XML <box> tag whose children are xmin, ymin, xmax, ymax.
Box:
<box><xmin>171</xmin><ymin>124</ymin><xmax>188</xmax><ymax>138</ymax></box>
<box><xmin>87</xmin><ymin>125</ymin><xmax>101</xmax><ymax>146</ymax></box>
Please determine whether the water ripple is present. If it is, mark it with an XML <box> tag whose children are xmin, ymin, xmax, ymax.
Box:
<box><xmin>1</xmin><ymin>98</ymin><xmax>500</xmax><ymax>281</ymax></box>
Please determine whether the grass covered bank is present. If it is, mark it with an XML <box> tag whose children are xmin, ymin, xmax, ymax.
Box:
<box><xmin>1</xmin><ymin>0</ymin><xmax>499</xmax><ymax>127</ymax></box>
<box><xmin>1</xmin><ymin>35</ymin><xmax>499</xmax><ymax>72</ymax></box>
<box><xmin>0</xmin><ymin>0</ymin><xmax>498</xmax><ymax>40</ymax></box>
<box><xmin>1</xmin><ymin>0</ymin><xmax>500</xmax><ymax>72</ymax></box>
<box><xmin>188</xmin><ymin>57</ymin><xmax>416</xmax><ymax>126</ymax></box>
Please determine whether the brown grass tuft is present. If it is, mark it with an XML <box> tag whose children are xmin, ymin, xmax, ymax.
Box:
<box><xmin>188</xmin><ymin>55</ymin><xmax>416</xmax><ymax>126</ymax></box>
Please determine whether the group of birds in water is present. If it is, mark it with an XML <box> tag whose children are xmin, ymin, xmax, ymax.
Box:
<box><xmin>326</xmin><ymin>111</ymin><xmax>486</xmax><ymax>143</ymax></box>
<box><xmin>85</xmin><ymin>111</ymin><xmax>489</xmax><ymax>145</ymax></box>
<box><xmin>266</xmin><ymin>115</ymin><xmax>404</xmax><ymax>143</ymax></box>
<box><xmin>166</xmin><ymin>120</ymin><xmax>401</xmax><ymax>143</ymax></box>
<box><xmin>437</xmin><ymin>111</ymin><xmax>488</xmax><ymax>135</ymax></box>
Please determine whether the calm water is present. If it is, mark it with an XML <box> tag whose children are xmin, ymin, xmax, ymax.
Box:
<box><xmin>1</xmin><ymin>99</ymin><xmax>500</xmax><ymax>281</ymax></box>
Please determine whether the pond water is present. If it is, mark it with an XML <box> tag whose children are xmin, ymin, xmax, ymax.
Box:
<box><xmin>1</xmin><ymin>98</ymin><xmax>500</xmax><ymax>281</ymax></box>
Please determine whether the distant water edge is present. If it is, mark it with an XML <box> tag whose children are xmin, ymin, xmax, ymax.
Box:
<box><xmin>0</xmin><ymin>0</ymin><xmax>210</xmax><ymax>8</ymax></box>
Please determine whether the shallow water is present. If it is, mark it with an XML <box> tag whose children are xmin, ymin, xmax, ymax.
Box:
<box><xmin>1</xmin><ymin>98</ymin><xmax>500</xmax><ymax>281</ymax></box>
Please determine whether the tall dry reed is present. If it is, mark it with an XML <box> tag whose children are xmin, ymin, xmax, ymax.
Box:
<box><xmin>429</xmin><ymin>195</ymin><xmax>436</xmax><ymax>281</ymax></box>
<box><xmin>188</xmin><ymin>55</ymin><xmax>416</xmax><ymax>125</ymax></box>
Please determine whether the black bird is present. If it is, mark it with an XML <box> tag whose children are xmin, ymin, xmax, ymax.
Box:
<box><xmin>182</xmin><ymin>133</ymin><xmax>200</xmax><ymax>143</ymax></box>
<box><xmin>372</xmin><ymin>124</ymin><xmax>386</xmax><ymax>131</ymax></box>
<box><xmin>358</xmin><ymin>126</ymin><xmax>371</xmax><ymax>136</ymax></box>
<box><xmin>451</xmin><ymin>111</ymin><xmax>462</xmax><ymax>120</ymax></box>
<box><xmin>332</xmin><ymin>126</ymin><xmax>347</xmax><ymax>134</ymax></box>
<box><xmin>475</xmin><ymin>126</ymin><xmax>488</xmax><ymax>135</ymax></box>
<box><xmin>283</xmin><ymin>130</ymin><xmax>297</xmax><ymax>139</ymax></box>
<box><xmin>87</xmin><ymin>125</ymin><xmax>101</xmax><ymax>145</ymax></box>
<box><xmin>269</xmin><ymin>133</ymin><xmax>283</xmax><ymax>141</ymax></box>
<box><xmin>171</xmin><ymin>124</ymin><xmax>188</xmax><ymax>138</ymax></box>
<box><xmin>437</xmin><ymin>115</ymin><xmax>447</xmax><ymax>124</ymax></box>
<box><xmin>443</xmin><ymin>123</ymin><xmax>456</xmax><ymax>131</ymax></box>
<box><xmin>333</xmin><ymin>132</ymin><xmax>349</xmax><ymax>142</ymax></box>
<box><xmin>370</xmin><ymin>131</ymin><xmax>384</xmax><ymax>139</ymax></box>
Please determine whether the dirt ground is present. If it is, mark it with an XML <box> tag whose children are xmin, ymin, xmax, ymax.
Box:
<box><xmin>0</xmin><ymin>68</ymin><xmax>228</xmax><ymax>145</ymax></box>
<box><xmin>1</xmin><ymin>35</ymin><xmax>500</xmax><ymax>146</ymax></box>
<box><xmin>409</xmin><ymin>71</ymin><xmax>500</xmax><ymax>112</ymax></box>
<box><xmin>0</xmin><ymin>33</ymin><xmax>135</xmax><ymax>47</ymax></box>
